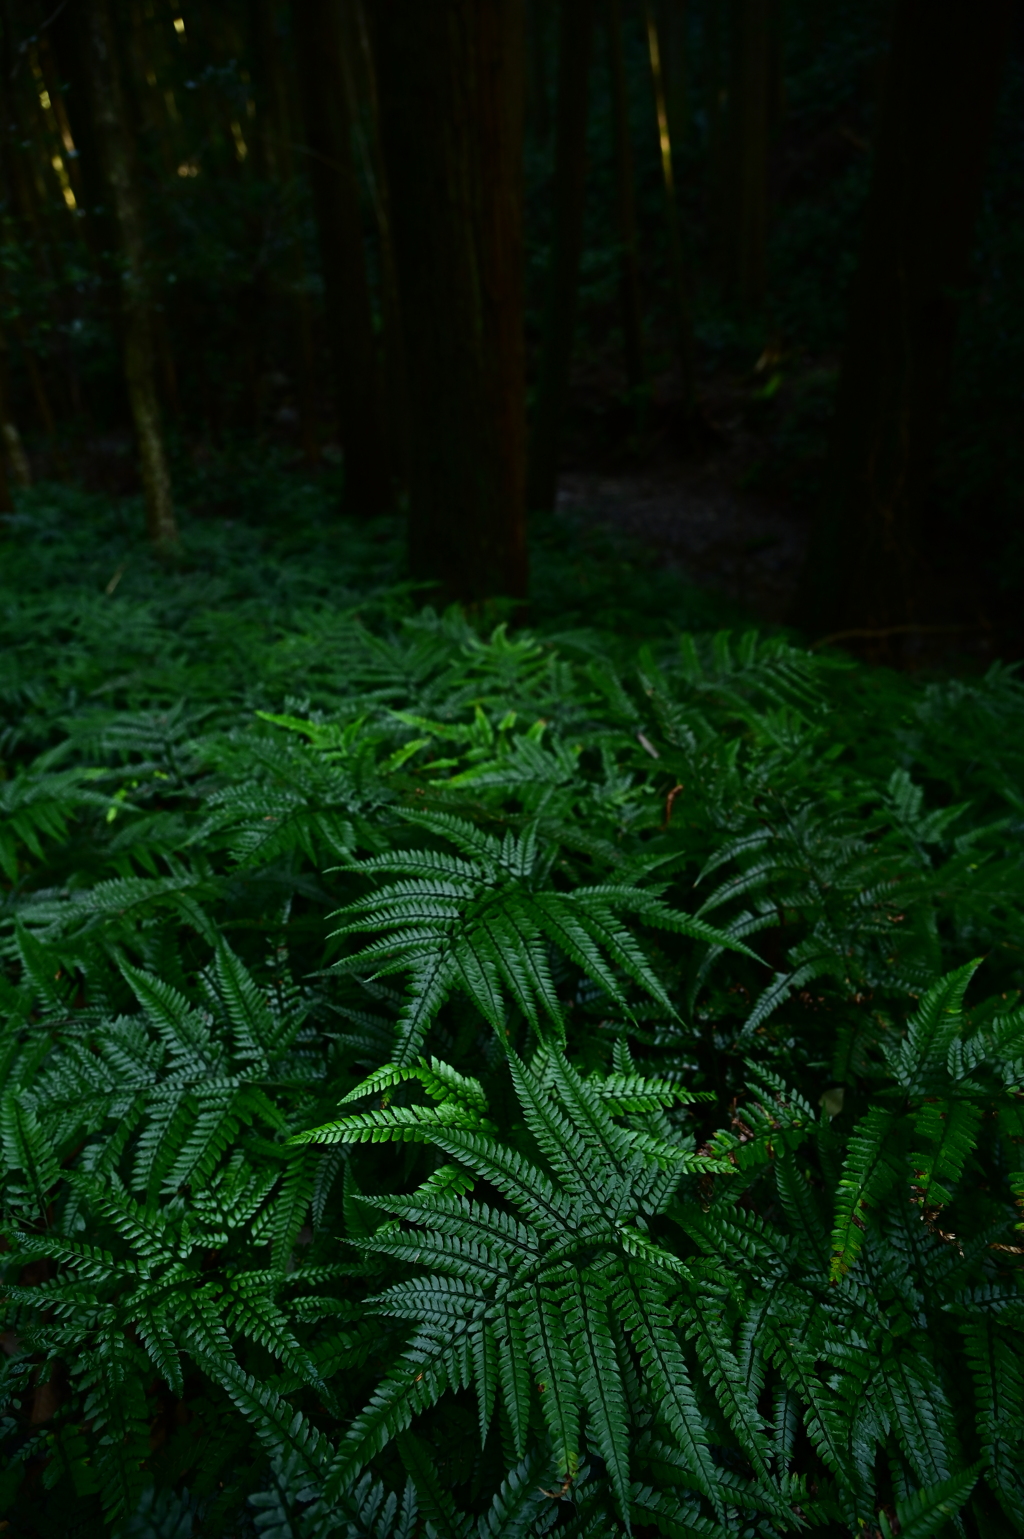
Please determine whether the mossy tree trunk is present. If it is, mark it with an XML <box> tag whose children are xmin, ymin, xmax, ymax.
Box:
<box><xmin>794</xmin><ymin>0</ymin><xmax>1012</xmax><ymax>637</ymax></box>
<box><xmin>85</xmin><ymin>0</ymin><xmax>177</xmax><ymax>550</ymax></box>
<box><xmin>373</xmin><ymin>0</ymin><xmax>527</xmax><ymax>606</ymax></box>
<box><xmin>526</xmin><ymin>0</ymin><xmax>596</xmax><ymax>515</ymax></box>
<box><xmin>292</xmin><ymin>0</ymin><xmax>390</xmax><ymax>514</ymax></box>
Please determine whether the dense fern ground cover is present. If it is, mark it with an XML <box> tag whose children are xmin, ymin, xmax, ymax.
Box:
<box><xmin>2</xmin><ymin>481</ymin><xmax>1023</xmax><ymax>1538</ymax></box>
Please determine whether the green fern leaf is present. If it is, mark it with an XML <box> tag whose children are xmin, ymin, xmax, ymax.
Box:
<box><xmin>878</xmin><ymin>1465</ymin><xmax>982</xmax><ymax>1539</ymax></box>
<box><xmin>830</xmin><ymin>1107</ymin><xmax>901</xmax><ymax>1279</ymax></box>
<box><xmin>519</xmin><ymin>1281</ymin><xmax>580</xmax><ymax>1482</ymax></box>
<box><xmin>615</xmin><ymin>1271</ymin><xmax>722</xmax><ymax>1517</ymax></box>
<box><xmin>909</xmin><ymin>1099</ymin><xmax>982</xmax><ymax>1209</ymax></box>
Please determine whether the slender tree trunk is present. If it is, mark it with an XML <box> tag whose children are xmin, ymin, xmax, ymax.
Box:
<box><xmin>292</xmin><ymin>0</ymin><xmax>389</xmax><ymax>514</ymax></box>
<box><xmin>645</xmin><ymin>0</ymin><xmax>693</xmax><ymax>410</ymax></box>
<box><xmin>342</xmin><ymin>0</ymin><xmax>407</xmax><ymax>486</ymax></box>
<box><xmin>49</xmin><ymin>4</ymin><xmax>111</xmax><ymax>233</ymax></box>
<box><xmin>794</xmin><ymin>0</ymin><xmax>1012</xmax><ymax>638</ymax></box>
<box><xmin>705</xmin><ymin>0</ymin><xmax>726</xmax><ymax>258</ymax></box>
<box><xmin>527</xmin><ymin>0</ymin><xmax>550</xmax><ymax>143</ymax></box>
<box><xmin>85</xmin><ymin>0</ymin><xmax>177</xmax><ymax>549</ymax></box>
<box><xmin>373</xmin><ymin>0</ymin><xmax>527</xmax><ymax>605</ymax></box>
<box><xmin>0</xmin><ymin>320</ymin><xmax>27</xmax><ymax>497</ymax></box>
<box><xmin>527</xmin><ymin>0</ymin><xmax>596</xmax><ymax>513</ymax></box>
<box><xmin>658</xmin><ymin>0</ymin><xmax>687</xmax><ymax>159</ymax></box>
<box><xmin>250</xmin><ymin>0</ymin><xmax>318</xmax><ymax>462</ymax></box>
<box><xmin>0</xmin><ymin>324</ymin><xmax>10</xmax><ymax>512</ymax></box>
<box><xmin>608</xmin><ymin>0</ymin><xmax>644</xmax><ymax>406</ymax></box>
<box><xmin>13</xmin><ymin>320</ymin><xmax>57</xmax><ymax>439</ymax></box>
<box><xmin>723</xmin><ymin>0</ymin><xmax>772</xmax><ymax>314</ymax></box>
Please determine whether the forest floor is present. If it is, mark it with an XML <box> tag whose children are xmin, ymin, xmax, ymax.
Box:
<box><xmin>20</xmin><ymin>353</ymin><xmax>1010</xmax><ymax>669</ymax></box>
<box><xmin>555</xmin><ymin>356</ymin><xmax>1009</xmax><ymax>671</ymax></box>
<box><xmin>556</xmin><ymin>359</ymin><xmax>813</xmax><ymax>626</ymax></box>
<box><xmin>556</xmin><ymin>460</ymin><xmax>807</xmax><ymax>626</ymax></box>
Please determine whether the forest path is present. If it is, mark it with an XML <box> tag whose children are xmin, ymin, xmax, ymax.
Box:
<box><xmin>555</xmin><ymin>459</ymin><xmax>811</xmax><ymax>625</ymax></box>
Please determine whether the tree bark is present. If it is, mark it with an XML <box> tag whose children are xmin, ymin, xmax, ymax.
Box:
<box><xmin>607</xmin><ymin>0</ymin><xmax>644</xmax><ymax>404</ymax></box>
<box><xmin>0</xmin><ymin>320</ymin><xmax>30</xmax><ymax>491</ymax></box>
<box><xmin>85</xmin><ymin>0</ymin><xmax>177</xmax><ymax>550</ymax></box>
<box><xmin>292</xmin><ymin>0</ymin><xmax>389</xmax><ymax>515</ymax></box>
<box><xmin>657</xmin><ymin>0</ymin><xmax>687</xmax><ymax>161</ymax></box>
<box><xmin>527</xmin><ymin>0</ymin><xmax>550</xmax><ymax>144</ymax></box>
<box><xmin>644</xmin><ymin>0</ymin><xmax>693</xmax><ymax>411</ymax></box>
<box><xmin>526</xmin><ymin>0</ymin><xmax>595</xmax><ymax>515</ymax></box>
<box><xmin>373</xmin><ymin>0</ymin><xmax>527</xmax><ymax>605</ymax></box>
<box><xmin>0</xmin><ymin>325</ymin><xmax>10</xmax><ymax>512</ymax></box>
<box><xmin>250</xmin><ymin>0</ymin><xmax>318</xmax><ymax>462</ymax></box>
<box><xmin>794</xmin><ymin>0</ymin><xmax>1012</xmax><ymax>637</ymax></box>
<box><xmin>341</xmin><ymin>0</ymin><xmax>408</xmax><ymax>487</ymax></box>
<box><xmin>722</xmin><ymin>0</ymin><xmax>773</xmax><ymax>314</ymax></box>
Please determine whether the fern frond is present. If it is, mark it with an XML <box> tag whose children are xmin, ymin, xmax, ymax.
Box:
<box><xmin>615</xmin><ymin>1271</ymin><xmax>722</xmax><ymax>1516</ymax></box>
<box><xmin>395</xmin><ymin>1428</ymin><xmax>473</xmax><ymax>1539</ymax></box>
<box><xmin>518</xmin><ymin>1280</ymin><xmax>580</xmax><ymax>1482</ymax></box>
<box><xmin>830</xmin><ymin>1107</ymin><xmax>901</xmax><ymax>1279</ymax></box>
<box><xmin>884</xmin><ymin>1350</ymin><xmax>962</xmax><ymax>1495</ymax></box>
<box><xmin>878</xmin><ymin>1466</ymin><xmax>981</xmax><ymax>1539</ymax></box>
<box><xmin>886</xmin><ymin>961</ymin><xmax>981</xmax><ymax>1091</ymax></box>
<box><xmin>683</xmin><ymin>1301</ymin><xmax>773</xmax><ymax>1481</ymax></box>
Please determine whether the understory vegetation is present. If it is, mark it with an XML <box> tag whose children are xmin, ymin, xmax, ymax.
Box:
<box><xmin>2</xmin><ymin>483</ymin><xmax>1024</xmax><ymax>1537</ymax></box>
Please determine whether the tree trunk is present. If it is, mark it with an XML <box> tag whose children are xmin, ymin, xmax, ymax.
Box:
<box><xmin>85</xmin><ymin>0</ymin><xmax>177</xmax><ymax>550</ymax></box>
<box><xmin>657</xmin><ymin>0</ymin><xmax>687</xmax><ymax>161</ymax></box>
<box><xmin>341</xmin><ymin>0</ymin><xmax>408</xmax><ymax>487</ymax></box>
<box><xmin>0</xmin><ymin>323</ymin><xmax>11</xmax><ymax>512</ymax></box>
<box><xmin>607</xmin><ymin>0</ymin><xmax>645</xmax><ymax>405</ymax></box>
<box><xmin>249</xmin><ymin>0</ymin><xmax>318</xmax><ymax>462</ymax></box>
<box><xmin>526</xmin><ymin>0</ymin><xmax>596</xmax><ymax>515</ymax></box>
<box><xmin>794</xmin><ymin>0</ymin><xmax>1012</xmax><ymax>638</ymax></box>
<box><xmin>644</xmin><ymin>0</ymin><xmax>693</xmax><ymax>411</ymax></box>
<box><xmin>292</xmin><ymin>0</ymin><xmax>389</xmax><ymax>514</ymax></box>
<box><xmin>373</xmin><ymin>0</ymin><xmax>527</xmax><ymax>605</ymax></box>
<box><xmin>722</xmin><ymin>0</ymin><xmax>773</xmax><ymax>314</ymax></box>
<box><xmin>527</xmin><ymin>0</ymin><xmax>550</xmax><ymax>144</ymax></box>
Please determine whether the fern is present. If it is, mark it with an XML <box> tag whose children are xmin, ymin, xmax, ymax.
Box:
<box><xmin>331</xmin><ymin>809</ymin><xmax>755</xmax><ymax>1063</ymax></box>
<box><xmin>3</xmin><ymin>492</ymin><xmax>1024</xmax><ymax>1534</ymax></box>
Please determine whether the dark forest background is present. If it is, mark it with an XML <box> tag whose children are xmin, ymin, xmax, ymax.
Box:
<box><xmin>1</xmin><ymin>0</ymin><xmax>1021</xmax><ymax>654</ymax></box>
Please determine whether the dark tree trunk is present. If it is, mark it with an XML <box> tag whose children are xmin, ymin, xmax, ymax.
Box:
<box><xmin>794</xmin><ymin>0</ymin><xmax>1012</xmax><ymax>638</ymax></box>
<box><xmin>292</xmin><ymin>0</ymin><xmax>389</xmax><ymax>514</ymax></box>
<box><xmin>657</xmin><ymin>0</ymin><xmax>686</xmax><ymax>160</ymax></box>
<box><xmin>85</xmin><ymin>0</ymin><xmax>177</xmax><ymax>549</ymax></box>
<box><xmin>0</xmin><ymin>318</ymin><xmax>31</xmax><ymax>489</ymax></box>
<box><xmin>373</xmin><ymin>0</ymin><xmax>527</xmax><ymax>606</ymax></box>
<box><xmin>608</xmin><ymin>0</ymin><xmax>645</xmax><ymax>404</ymax></box>
<box><xmin>645</xmin><ymin>0</ymin><xmax>693</xmax><ymax>411</ymax></box>
<box><xmin>527</xmin><ymin>0</ymin><xmax>550</xmax><ymax>144</ymax></box>
<box><xmin>0</xmin><ymin>325</ymin><xmax>10</xmax><ymax>512</ymax></box>
<box><xmin>250</xmin><ymin>0</ymin><xmax>318</xmax><ymax>462</ymax></box>
<box><xmin>722</xmin><ymin>0</ymin><xmax>773</xmax><ymax>313</ymax></box>
<box><xmin>526</xmin><ymin>0</ymin><xmax>596</xmax><ymax>515</ymax></box>
<box><xmin>49</xmin><ymin>2</ymin><xmax>123</xmax><ymax>436</ymax></box>
<box><xmin>341</xmin><ymin>0</ymin><xmax>408</xmax><ymax>487</ymax></box>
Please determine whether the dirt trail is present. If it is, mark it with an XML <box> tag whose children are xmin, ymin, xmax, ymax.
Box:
<box><xmin>556</xmin><ymin>459</ymin><xmax>811</xmax><ymax>624</ymax></box>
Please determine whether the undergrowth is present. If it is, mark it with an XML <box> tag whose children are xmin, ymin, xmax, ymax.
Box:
<box><xmin>1</xmin><ymin>484</ymin><xmax>1023</xmax><ymax>1537</ymax></box>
